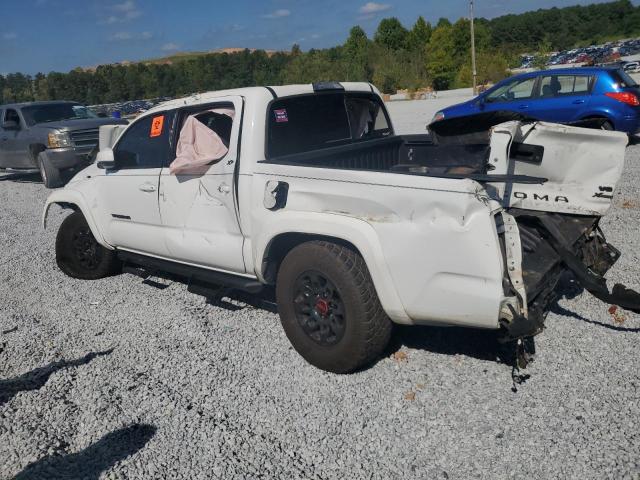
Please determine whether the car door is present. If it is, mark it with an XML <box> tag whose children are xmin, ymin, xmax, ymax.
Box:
<box><xmin>527</xmin><ymin>74</ymin><xmax>593</xmax><ymax>123</ymax></box>
<box><xmin>158</xmin><ymin>96</ymin><xmax>246</xmax><ymax>274</ymax></box>
<box><xmin>97</xmin><ymin>110</ymin><xmax>176</xmax><ymax>256</ymax></box>
<box><xmin>482</xmin><ymin>76</ymin><xmax>538</xmax><ymax>115</ymax></box>
<box><xmin>0</xmin><ymin>108</ymin><xmax>27</xmax><ymax>168</ymax></box>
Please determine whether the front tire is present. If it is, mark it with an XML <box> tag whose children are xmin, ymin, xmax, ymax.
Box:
<box><xmin>276</xmin><ymin>240</ymin><xmax>392</xmax><ymax>373</ymax></box>
<box><xmin>55</xmin><ymin>211</ymin><xmax>120</xmax><ymax>280</ymax></box>
<box><xmin>37</xmin><ymin>152</ymin><xmax>64</xmax><ymax>189</ymax></box>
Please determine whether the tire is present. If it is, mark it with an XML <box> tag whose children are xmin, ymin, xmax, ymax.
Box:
<box><xmin>276</xmin><ymin>240</ymin><xmax>392</xmax><ymax>373</ymax></box>
<box><xmin>37</xmin><ymin>152</ymin><xmax>64</xmax><ymax>189</ymax></box>
<box><xmin>600</xmin><ymin>120</ymin><xmax>614</xmax><ymax>131</ymax></box>
<box><xmin>55</xmin><ymin>211</ymin><xmax>120</xmax><ymax>280</ymax></box>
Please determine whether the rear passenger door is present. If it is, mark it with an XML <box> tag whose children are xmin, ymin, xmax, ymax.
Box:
<box><xmin>158</xmin><ymin>96</ymin><xmax>246</xmax><ymax>274</ymax></box>
<box><xmin>98</xmin><ymin>110</ymin><xmax>175</xmax><ymax>256</ymax></box>
<box><xmin>528</xmin><ymin>74</ymin><xmax>593</xmax><ymax>122</ymax></box>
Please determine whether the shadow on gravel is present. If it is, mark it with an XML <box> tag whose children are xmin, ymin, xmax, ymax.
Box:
<box><xmin>628</xmin><ymin>134</ymin><xmax>640</xmax><ymax>146</ymax></box>
<box><xmin>551</xmin><ymin>272</ymin><xmax>640</xmax><ymax>332</ymax></box>
<box><xmin>0</xmin><ymin>172</ymin><xmax>42</xmax><ymax>184</ymax></box>
<box><xmin>13</xmin><ymin>423</ymin><xmax>156</xmax><ymax>480</ymax></box>
<box><xmin>0</xmin><ymin>349</ymin><xmax>113</xmax><ymax>406</ymax></box>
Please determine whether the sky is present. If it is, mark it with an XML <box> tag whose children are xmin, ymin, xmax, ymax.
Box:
<box><xmin>0</xmin><ymin>0</ymin><xmax>637</xmax><ymax>74</ymax></box>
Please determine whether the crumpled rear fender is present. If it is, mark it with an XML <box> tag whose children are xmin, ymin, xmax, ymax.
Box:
<box><xmin>43</xmin><ymin>189</ymin><xmax>112</xmax><ymax>250</ymax></box>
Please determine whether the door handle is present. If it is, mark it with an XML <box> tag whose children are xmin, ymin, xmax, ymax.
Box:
<box><xmin>218</xmin><ymin>183</ymin><xmax>231</xmax><ymax>194</ymax></box>
<box><xmin>518</xmin><ymin>105</ymin><xmax>529</xmax><ymax>110</ymax></box>
<box><xmin>572</xmin><ymin>99</ymin><xmax>586</xmax><ymax>104</ymax></box>
<box><xmin>139</xmin><ymin>183</ymin><xmax>157</xmax><ymax>193</ymax></box>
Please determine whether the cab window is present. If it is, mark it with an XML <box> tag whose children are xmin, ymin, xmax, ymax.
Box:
<box><xmin>485</xmin><ymin>77</ymin><xmax>537</xmax><ymax>103</ymax></box>
<box><xmin>4</xmin><ymin>109</ymin><xmax>21</xmax><ymax>126</ymax></box>
<box><xmin>114</xmin><ymin>111</ymin><xmax>175</xmax><ymax>169</ymax></box>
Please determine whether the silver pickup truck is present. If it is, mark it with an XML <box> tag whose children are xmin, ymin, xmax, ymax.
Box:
<box><xmin>0</xmin><ymin>101</ymin><xmax>127</xmax><ymax>188</ymax></box>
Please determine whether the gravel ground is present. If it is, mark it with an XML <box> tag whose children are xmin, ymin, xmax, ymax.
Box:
<box><xmin>1</xmin><ymin>100</ymin><xmax>639</xmax><ymax>480</ymax></box>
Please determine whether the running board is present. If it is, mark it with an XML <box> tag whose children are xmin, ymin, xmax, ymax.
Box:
<box><xmin>118</xmin><ymin>251</ymin><xmax>264</xmax><ymax>294</ymax></box>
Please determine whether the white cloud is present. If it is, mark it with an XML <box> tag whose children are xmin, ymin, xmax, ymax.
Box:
<box><xmin>109</xmin><ymin>31</ymin><xmax>153</xmax><ymax>41</ymax></box>
<box><xmin>263</xmin><ymin>9</ymin><xmax>291</xmax><ymax>19</ymax></box>
<box><xmin>359</xmin><ymin>2</ymin><xmax>391</xmax><ymax>14</ymax></box>
<box><xmin>2</xmin><ymin>32</ymin><xmax>17</xmax><ymax>40</ymax></box>
<box><xmin>161</xmin><ymin>42</ymin><xmax>179</xmax><ymax>51</ymax></box>
<box><xmin>101</xmin><ymin>0</ymin><xmax>141</xmax><ymax>24</ymax></box>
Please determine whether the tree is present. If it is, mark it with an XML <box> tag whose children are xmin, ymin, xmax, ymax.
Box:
<box><xmin>343</xmin><ymin>26</ymin><xmax>372</xmax><ymax>81</ymax></box>
<box><xmin>407</xmin><ymin>16</ymin><xmax>432</xmax><ymax>52</ymax></box>
<box><xmin>426</xmin><ymin>23</ymin><xmax>456</xmax><ymax>90</ymax></box>
<box><xmin>374</xmin><ymin>17</ymin><xmax>409</xmax><ymax>51</ymax></box>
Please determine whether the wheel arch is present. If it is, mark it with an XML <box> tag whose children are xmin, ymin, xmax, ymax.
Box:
<box><xmin>29</xmin><ymin>143</ymin><xmax>47</xmax><ymax>166</ymax></box>
<box><xmin>43</xmin><ymin>190</ymin><xmax>112</xmax><ymax>250</ymax></box>
<box><xmin>256</xmin><ymin>218</ymin><xmax>411</xmax><ymax>324</ymax></box>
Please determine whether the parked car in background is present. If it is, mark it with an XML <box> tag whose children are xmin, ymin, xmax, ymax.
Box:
<box><xmin>432</xmin><ymin>67</ymin><xmax>640</xmax><ymax>135</ymax></box>
<box><xmin>624</xmin><ymin>61</ymin><xmax>640</xmax><ymax>73</ymax></box>
<box><xmin>0</xmin><ymin>101</ymin><xmax>128</xmax><ymax>188</ymax></box>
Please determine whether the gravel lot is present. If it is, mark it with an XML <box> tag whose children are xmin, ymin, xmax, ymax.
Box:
<box><xmin>1</xmin><ymin>99</ymin><xmax>639</xmax><ymax>480</ymax></box>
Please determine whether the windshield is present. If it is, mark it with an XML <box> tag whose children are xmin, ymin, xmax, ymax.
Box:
<box><xmin>612</xmin><ymin>69</ymin><xmax>639</xmax><ymax>88</ymax></box>
<box><xmin>22</xmin><ymin>103</ymin><xmax>98</xmax><ymax>126</ymax></box>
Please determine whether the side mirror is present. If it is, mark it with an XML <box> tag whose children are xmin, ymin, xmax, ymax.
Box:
<box><xmin>96</xmin><ymin>148</ymin><xmax>116</xmax><ymax>170</ymax></box>
<box><xmin>2</xmin><ymin>120</ymin><xmax>19</xmax><ymax>130</ymax></box>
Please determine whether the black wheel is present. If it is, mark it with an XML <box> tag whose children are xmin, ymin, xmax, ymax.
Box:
<box><xmin>37</xmin><ymin>152</ymin><xmax>63</xmax><ymax>189</ymax></box>
<box><xmin>600</xmin><ymin>120</ymin><xmax>614</xmax><ymax>131</ymax></box>
<box><xmin>55</xmin><ymin>211</ymin><xmax>120</xmax><ymax>280</ymax></box>
<box><xmin>276</xmin><ymin>240</ymin><xmax>392</xmax><ymax>373</ymax></box>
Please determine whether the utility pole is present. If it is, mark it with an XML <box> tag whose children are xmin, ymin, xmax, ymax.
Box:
<box><xmin>470</xmin><ymin>0</ymin><xmax>478</xmax><ymax>95</ymax></box>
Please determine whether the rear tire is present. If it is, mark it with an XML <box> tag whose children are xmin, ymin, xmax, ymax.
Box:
<box><xmin>56</xmin><ymin>211</ymin><xmax>120</xmax><ymax>280</ymax></box>
<box><xmin>276</xmin><ymin>240</ymin><xmax>392</xmax><ymax>373</ymax></box>
<box><xmin>37</xmin><ymin>152</ymin><xmax>63</xmax><ymax>189</ymax></box>
<box><xmin>600</xmin><ymin>120</ymin><xmax>614</xmax><ymax>131</ymax></box>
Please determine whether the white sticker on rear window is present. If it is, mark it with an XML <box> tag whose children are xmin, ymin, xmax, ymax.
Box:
<box><xmin>274</xmin><ymin>109</ymin><xmax>288</xmax><ymax>123</ymax></box>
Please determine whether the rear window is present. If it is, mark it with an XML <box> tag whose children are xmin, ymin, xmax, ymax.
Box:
<box><xmin>267</xmin><ymin>92</ymin><xmax>391</xmax><ymax>158</ymax></box>
<box><xmin>611</xmin><ymin>70</ymin><xmax>639</xmax><ymax>88</ymax></box>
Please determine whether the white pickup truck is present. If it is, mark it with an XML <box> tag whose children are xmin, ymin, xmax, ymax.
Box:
<box><xmin>43</xmin><ymin>82</ymin><xmax>640</xmax><ymax>373</ymax></box>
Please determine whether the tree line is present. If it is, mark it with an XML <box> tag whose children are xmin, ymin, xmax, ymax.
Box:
<box><xmin>1</xmin><ymin>0</ymin><xmax>639</xmax><ymax>105</ymax></box>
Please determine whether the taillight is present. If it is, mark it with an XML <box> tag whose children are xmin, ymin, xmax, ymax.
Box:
<box><xmin>605</xmin><ymin>91</ymin><xmax>640</xmax><ymax>106</ymax></box>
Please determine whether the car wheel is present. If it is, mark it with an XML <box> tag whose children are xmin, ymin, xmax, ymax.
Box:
<box><xmin>276</xmin><ymin>240</ymin><xmax>392</xmax><ymax>373</ymax></box>
<box><xmin>55</xmin><ymin>211</ymin><xmax>120</xmax><ymax>280</ymax></box>
<box><xmin>37</xmin><ymin>152</ymin><xmax>64</xmax><ymax>188</ymax></box>
<box><xmin>600</xmin><ymin>120</ymin><xmax>614</xmax><ymax>131</ymax></box>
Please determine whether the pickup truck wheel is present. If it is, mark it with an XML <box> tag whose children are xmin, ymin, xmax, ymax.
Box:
<box><xmin>276</xmin><ymin>241</ymin><xmax>392</xmax><ymax>373</ymax></box>
<box><xmin>37</xmin><ymin>152</ymin><xmax>63</xmax><ymax>189</ymax></box>
<box><xmin>56</xmin><ymin>211</ymin><xmax>120</xmax><ymax>280</ymax></box>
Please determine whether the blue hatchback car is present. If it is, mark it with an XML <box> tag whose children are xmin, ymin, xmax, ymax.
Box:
<box><xmin>433</xmin><ymin>67</ymin><xmax>640</xmax><ymax>134</ymax></box>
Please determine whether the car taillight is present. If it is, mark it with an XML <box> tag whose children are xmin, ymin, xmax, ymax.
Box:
<box><xmin>605</xmin><ymin>91</ymin><xmax>640</xmax><ymax>106</ymax></box>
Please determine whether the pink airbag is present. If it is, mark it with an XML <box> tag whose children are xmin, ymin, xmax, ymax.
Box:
<box><xmin>169</xmin><ymin>109</ymin><xmax>234</xmax><ymax>175</ymax></box>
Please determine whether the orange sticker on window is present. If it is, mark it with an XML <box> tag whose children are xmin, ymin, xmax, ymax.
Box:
<box><xmin>150</xmin><ymin>115</ymin><xmax>164</xmax><ymax>138</ymax></box>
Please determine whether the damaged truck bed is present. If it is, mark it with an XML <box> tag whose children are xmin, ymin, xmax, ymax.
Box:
<box><xmin>427</xmin><ymin>111</ymin><xmax>640</xmax><ymax>342</ymax></box>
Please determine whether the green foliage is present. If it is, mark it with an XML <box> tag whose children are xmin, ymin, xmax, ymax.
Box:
<box><xmin>1</xmin><ymin>1</ymin><xmax>638</xmax><ymax>104</ymax></box>
<box><xmin>374</xmin><ymin>17</ymin><xmax>409</xmax><ymax>51</ymax></box>
<box><xmin>407</xmin><ymin>16</ymin><xmax>433</xmax><ymax>52</ymax></box>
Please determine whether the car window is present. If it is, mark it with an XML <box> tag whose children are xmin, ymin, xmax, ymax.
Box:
<box><xmin>267</xmin><ymin>92</ymin><xmax>391</xmax><ymax>158</ymax></box>
<box><xmin>21</xmin><ymin>103</ymin><xmax>97</xmax><ymax>126</ymax></box>
<box><xmin>539</xmin><ymin>75</ymin><xmax>591</xmax><ymax>97</ymax></box>
<box><xmin>114</xmin><ymin>111</ymin><xmax>175</xmax><ymax>169</ymax></box>
<box><xmin>4</xmin><ymin>109</ymin><xmax>20</xmax><ymax>125</ymax></box>
<box><xmin>486</xmin><ymin>78</ymin><xmax>536</xmax><ymax>103</ymax></box>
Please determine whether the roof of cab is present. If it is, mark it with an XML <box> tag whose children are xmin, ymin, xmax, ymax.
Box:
<box><xmin>144</xmin><ymin>82</ymin><xmax>379</xmax><ymax>117</ymax></box>
<box><xmin>0</xmin><ymin>100</ymin><xmax>79</xmax><ymax>109</ymax></box>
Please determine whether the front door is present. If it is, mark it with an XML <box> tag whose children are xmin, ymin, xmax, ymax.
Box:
<box><xmin>158</xmin><ymin>96</ymin><xmax>246</xmax><ymax>274</ymax></box>
<box><xmin>97</xmin><ymin>110</ymin><xmax>176</xmax><ymax>256</ymax></box>
<box><xmin>0</xmin><ymin>108</ymin><xmax>27</xmax><ymax>168</ymax></box>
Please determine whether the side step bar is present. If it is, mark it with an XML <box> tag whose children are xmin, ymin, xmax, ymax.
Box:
<box><xmin>117</xmin><ymin>251</ymin><xmax>264</xmax><ymax>294</ymax></box>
